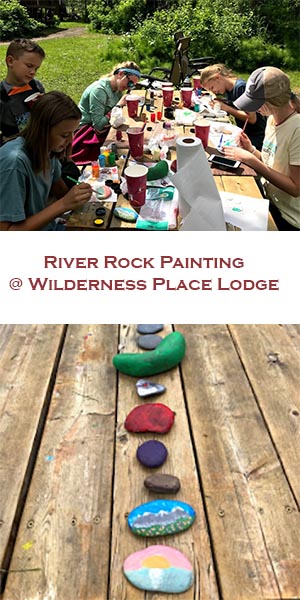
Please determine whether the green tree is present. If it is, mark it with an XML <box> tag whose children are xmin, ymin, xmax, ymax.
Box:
<box><xmin>0</xmin><ymin>0</ymin><xmax>45</xmax><ymax>40</ymax></box>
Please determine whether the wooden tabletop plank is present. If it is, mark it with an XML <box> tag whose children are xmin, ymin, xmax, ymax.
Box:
<box><xmin>3</xmin><ymin>325</ymin><xmax>118</xmax><ymax>600</ymax></box>
<box><xmin>228</xmin><ymin>325</ymin><xmax>300</xmax><ymax>504</ymax></box>
<box><xmin>0</xmin><ymin>325</ymin><xmax>65</xmax><ymax>591</ymax></box>
<box><xmin>109</xmin><ymin>324</ymin><xmax>220</xmax><ymax>599</ymax></box>
<box><xmin>177</xmin><ymin>325</ymin><xmax>300</xmax><ymax>600</ymax></box>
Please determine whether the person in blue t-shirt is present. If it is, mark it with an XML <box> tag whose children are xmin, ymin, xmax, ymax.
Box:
<box><xmin>200</xmin><ymin>63</ymin><xmax>266</xmax><ymax>150</ymax></box>
<box><xmin>0</xmin><ymin>91</ymin><xmax>92</xmax><ymax>230</ymax></box>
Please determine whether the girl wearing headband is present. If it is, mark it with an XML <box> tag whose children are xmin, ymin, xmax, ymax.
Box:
<box><xmin>223</xmin><ymin>67</ymin><xmax>300</xmax><ymax>230</ymax></box>
<box><xmin>71</xmin><ymin>61</ymin><xmax>141</xmax><ymax>164</ymax></box>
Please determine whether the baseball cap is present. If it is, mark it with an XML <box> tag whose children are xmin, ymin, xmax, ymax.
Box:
<box><xmin>234</xmin><ymin>66</ymin><xmax>291</xmax><ymax>112</ymax></box>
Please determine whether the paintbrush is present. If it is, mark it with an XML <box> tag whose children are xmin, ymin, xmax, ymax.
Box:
<box><xmin>66</xmin><ymin>175</ymin><xmax>104</xmax><ymax>196</ymax></box>
<box><xmin>241</xmin><ymin>118</ymin><xmax>249</xmax><ymax>133</ymax></box>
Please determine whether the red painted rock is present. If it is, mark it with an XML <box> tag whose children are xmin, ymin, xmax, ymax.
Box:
<box><xmin>125</xmin><ymin>403</ymin><xmax>175</xmax><ymax>434</ymax></box>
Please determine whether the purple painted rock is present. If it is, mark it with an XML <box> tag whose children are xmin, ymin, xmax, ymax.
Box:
<box><xmin>137</xmin><ymin>440</ymin><xmax>168</xmax><ymax>468</ymax></box>
<box><xmin>137</xmin><ymin>324</ymin><xmax>164</xmax><ymax>334</ymax></box>
<box><xmin>144</xmin><ymin>473</ymin><xmax>180</xmax><ymax>494</ymax></box>
<box><xmin>123</xmin><ymin>545</ymin><xmax>194</xmax><ymax>593</ymax></box>
<box><xmin>125</xmin><ymin>403</ymin><xmax>175</xmax><ymax>434</ymax></box>
<box><xmin>136</xmin><ymin>379</ymin><xmax>166</xmax><ymax>399</ymax></box>
<box><xmin>137</xmin><ymin>334</ymin><xmax>162</xmax><ymax>350</ymax></box>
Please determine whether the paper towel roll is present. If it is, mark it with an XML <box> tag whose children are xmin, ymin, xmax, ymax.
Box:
<box><xmin>174</xmin><ymin>136</ymin><xmax>204</xmax><ymax>219</ymax></box>
<box><xmin>171</xmin><ymin>135</ymin><xmax>226</xmax><ymax>230</ymax></box>
<box><xmin>176</xmin><ymin>135</ymin><xmax>205</xmax><ymax>170</ymax></box>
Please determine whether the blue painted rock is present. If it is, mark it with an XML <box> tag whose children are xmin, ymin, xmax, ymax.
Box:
<box><xmin>113</xmin><ymin>331</ymin><xmax>186</xmax><ymax>377</ymax></box>
<box><xmin>137</xmin><ymin>324</ymin><xmax>164</xmax><ymax>334</ymax></box>
<box><xmin>123</xmin><ymin>545</ymin><xmax>193</xmax><ymax>593</ymax></box>
<box><xmin>125</xmin><ymin>403</ymin><xmax>175</xmax><ymax>434</ymax></box>
<box><xmin>137</xmin><ymin>440</ymin><xmax>168</xmax><ymax>468</ymax></box>
<box><xmin>144</xmin><ymin>473</ymin><xmax>180</xmax><ymax>494</ymax></box>
<box><xmin>128</xmin><ymin>499</ymin><xmax>195</xmax><ymax>537</ymax></box>
<box><xmin>136</xmin><ymin>379</ymin><xmax>166</xmax><ymax>399</ymax></box>
<box><xmin>137</xmin><ymin>334</ymin><xmax>162</xmax><ymax>350</ymax></box>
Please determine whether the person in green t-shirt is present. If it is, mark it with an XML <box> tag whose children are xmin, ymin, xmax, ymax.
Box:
<box><xmin>71</xmin><ymin>61</ymin><xmax>141</xmax><ymax>164</ymax></box>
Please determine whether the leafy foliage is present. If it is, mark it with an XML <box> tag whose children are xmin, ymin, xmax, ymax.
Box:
<box><xmin>0</xmin><ymin>0</ymin><xmax>45</xmax><ymax>40</ymax></box>
<box><xmin>88</xmin><ymin>0</ymin><xmax>147</xmax><ymax>33</ymax></box>
<box><xmin>88</xmin><ymin>0</ymin><xmax>300</xmax><ymax>70</ymax></box>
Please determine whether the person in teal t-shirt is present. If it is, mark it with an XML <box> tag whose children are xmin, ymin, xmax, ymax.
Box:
<box><xmin>71</xmin><ymin>60</ymin><xmax>141</xmax><ymax>164</ymax></box>
<box><xmin>0</xmin><ymin>91</ymin><xmax>92</xmax><ymax>230</ymax></box>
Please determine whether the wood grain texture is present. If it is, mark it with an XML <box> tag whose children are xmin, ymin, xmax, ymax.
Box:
<box><xmin>0</xmin><ymin>325</ymin><xmax>65</xmax><ymax>590</ymax></box>
<box><xmin>177</xmin><ymin>324</ymin><xmax>300</xmax><ymax>600</ymax></box>
<box><xmin>3</xmin><ymin>325</ymin><xmax>118</xmax><ymax>600</ymax></box>
<box><xmin>1</xmin><ymin>325</ymin><xmax>299</xmax><ymax>600</ymax></box>
<box><xmin>109</xmin><ymin>324</ymin><xmax>219</xmax><ymax>600</ymax></box>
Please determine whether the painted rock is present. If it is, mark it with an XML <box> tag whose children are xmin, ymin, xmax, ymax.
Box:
<box><xmin>144</xmin><ymin>473</ymin><xmax>180</xmax><ymax>494</ymax></box>
<box><xmin>114</xmin><ymin>206</ymin><xmax>138</xmax><ymax>222</ymax></box>
<box><xmin>123</xmin><ymin>545</ymin><xmax>193</xmax><ymax>593</ymax></box>
<box><xmin>137</xmin><ymin>440</ymin><xmax>168</xmax><ymax>468</ymax></box>
<box><xmin>128</xmin><ymin>499</ymin><xmax>195</xmax><ymax>537</ymax></box>
<box><xmin>112</xmin><ymin>331</ymin><xmax>186</xmax><ymax>377</ymax></box>
<box><xmin>137</xmin><ymin>324</ymin><xmax>164</xmax><ymax>334</ymax></box>
<box><xmin>136</xmin><ymin>379</ymin><xmax>166</xmax><ymax>399</ymax></box>
<box><xmin>137</xmin><ymin>334</ymin><xmax>162</xmax><ymax>350</ymax></box>
<box><xmin>125</xmin><ymin>403</ymin><xmax>175</xmax><ymax>434</ymax></box>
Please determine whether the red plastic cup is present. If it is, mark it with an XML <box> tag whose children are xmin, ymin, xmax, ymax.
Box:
<box><xmin>156</xmin><ymin>111</ymin><xmax>162</xmax><ymax>120</ymax></box>
<box><xmin>127</xmin><ymin>126</ymin><xmax>144</xmax><ymax>159</ymax></box>
<box><xmin>194</xmin><ymin>119</ymin><xmax>211</xmax><ymax>149</ymax></box>
<box><xmin>126</xmin><ymin>95</ymin><xmax>140</xmax><ymax>118</ymax></box>
<box><xmin>162</xmin><ymin>87</ymin><xmax>174</xmax><ymax>107</ymax></box>
<box><xmin>192</xmin><ymin>76</ymin><xmax>201</xmax><ymax>90</ymax></box>
<box><xmin>150</xmin><ymin>113</ymin><xmax>156</xmax><ymax>122</ymax></box>
<box><xmin>124</xmin><ymin>164</ymin><xmax>149</xmax><ymax>207</ymax></box>
<box><xmin>180</xmin><ymin>87</ymin><xmax>193</xmax><ymax>108</ymax></box>
<box><xmin>24</xmin><ymin>92</ymin><xmax>42</xmax><ymax>109</ymax></box>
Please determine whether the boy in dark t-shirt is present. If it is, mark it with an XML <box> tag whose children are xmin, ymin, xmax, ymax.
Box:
<box><xmin>0</xmin><ymin>39</ymin><xmax>80</xmax><ymax>187</ymax></box>
<box><xmin>0</xmin><ymin>38</ymin><xmax>45</xmax><ymax>144</ymax></box>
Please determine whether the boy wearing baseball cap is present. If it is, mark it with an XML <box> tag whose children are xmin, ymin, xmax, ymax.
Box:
<box><xmin>224</xmin><ymin>66</ymin><xmax>300</xmax><ymax>230</ymax></box>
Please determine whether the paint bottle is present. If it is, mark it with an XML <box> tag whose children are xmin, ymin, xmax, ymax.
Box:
<box><xmin>98</xmin><ymin>154</ymin><xmax>106</xmax><ymax>167</ymax></box>
<box><xmin>150</xmin><ymin>91</ymin><xmax>155</xmax><ymax>109</ymax></box>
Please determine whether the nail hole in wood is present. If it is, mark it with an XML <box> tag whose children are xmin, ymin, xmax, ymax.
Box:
<box><xmin>71</xmin><ymin>517</ymin><xmax>77</xmax><ymax>526</ymax></box>
<box><xmin>27</xmin><ymin>520</ymin><xmax>34</xmax><ymax>529</ymax></box>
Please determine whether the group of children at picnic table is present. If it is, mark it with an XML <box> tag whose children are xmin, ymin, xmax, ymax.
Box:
<box><xmin>0</xmin><ymin>38</ymin><xmax>299</xmax><ymax>230</ymax></box>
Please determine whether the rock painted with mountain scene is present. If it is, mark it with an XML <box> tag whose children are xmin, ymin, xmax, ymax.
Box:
<box><xmin>123</xmin><ymin>545</ymin><xmax>194</xmax><ymax>593</ymax></box>
<box><xmin>127</xmin><ymin>499</ymin><xmax>195</xmax><ymax>537</ymax></box>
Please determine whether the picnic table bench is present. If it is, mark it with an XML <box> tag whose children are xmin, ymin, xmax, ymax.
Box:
<box><xmin>0</xmin><ymin>324</ymin><xmax>299</xmax><ymax>599</ymax></box>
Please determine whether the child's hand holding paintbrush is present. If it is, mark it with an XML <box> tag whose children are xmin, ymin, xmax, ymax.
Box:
<box><xmin>235</xmin><ymin>118</ymin><xmax>252</xmax><ymax>150</ymax></box>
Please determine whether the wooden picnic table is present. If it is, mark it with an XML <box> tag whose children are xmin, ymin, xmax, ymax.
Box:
<box><xmin>0</xmin><ymin>324</ymin><xmax>299</xmax><ymax>600</ymax></box>
<box><xmin>66</xmin><ymin>92</ymin><xmax>276</xmax><ymax>231</ymax></box>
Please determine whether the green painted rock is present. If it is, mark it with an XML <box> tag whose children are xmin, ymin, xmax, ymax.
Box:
<box><xmin>147</xmin><ymin>160</ymin><xmax>169</xmax><ymax>181</ymax></box>
<box><xmin>112</xmin><ymin>331</ymin><xmax>186</xmax><ymax>377</ymax></box>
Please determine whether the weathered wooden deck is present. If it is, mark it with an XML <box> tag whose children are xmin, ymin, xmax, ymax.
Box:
<box><xmin>0</xmin><ymin>324</ymin><xmax>299</xmax><ymax>600</ymax></box>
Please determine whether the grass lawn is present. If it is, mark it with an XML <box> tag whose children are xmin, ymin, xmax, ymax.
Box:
<box><xmin>0</xmin><ymin>26</ymin><xmax>299</xmax><ymax>103</ymax></box>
